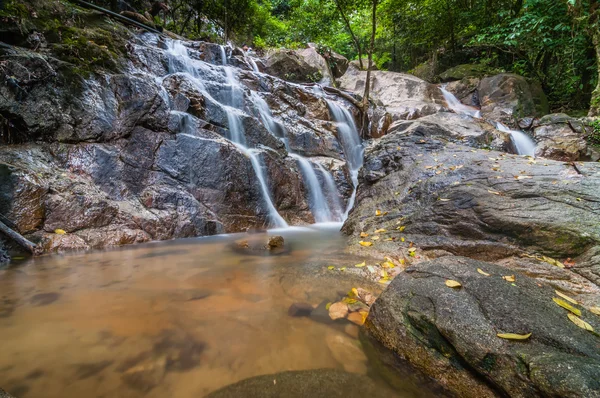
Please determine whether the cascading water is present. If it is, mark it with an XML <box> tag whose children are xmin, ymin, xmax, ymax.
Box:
<box><xmin>326</xmin><ymin>101</ymin><xmax>364</xmax><ymax>217</ymax></box>
<box><xmin>440</xmin><ymin>86</ymin><xmax>536</xmax><ymax>157</ymax></box>
<box><xmin>316</xmin><ymin>163</ymin><xmax>344</xmax><ymax>220</ymax></box>
<box><xmin>251</xmin><ymin>92</ymin><xmax>344</xmax><ymax>222</ymax></box>
<box><xmin>247</xmin><ymin>56</ymin><xmax>259</xmax><ymax>73</ymax></box>
<box><xmin>495</xmin><ymin>122</ymin><xmax>536</xmax><ymax>157</ymax></box>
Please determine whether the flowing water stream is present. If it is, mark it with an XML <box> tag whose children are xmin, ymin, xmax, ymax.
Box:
<box><xmin>440</xmin><ymin>85</ymin><xmax>536</xmax><ymax>156</ymax></box>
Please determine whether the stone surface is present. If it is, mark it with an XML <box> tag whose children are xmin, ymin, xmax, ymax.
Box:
<box><xmin>439</xmin><ymin>63</ymin><xmax>495</xmax><ymax>82</ymax></box>
<box><xmin>205</xmin><ymin>369</ymin><xmax>398</xmax><ymax>398</ymax></box>
<box><xmin>339</xmin><ymin>66</ymin><xmax>445</xmax><ymax>120</ymax></box>
<box><xmin>532</xmin><ymin>113</ymin><xmax>600</xmax><ymax>161</ymax></box>
<box><xmin>263</xmin><ymin>49</ymin><xmax>322</xmax><ymax>83</ymax></box>
<box><xmin>443</xmin><ymin>78</ymin><xmax>481</xmax><ymax>106</ymax></box>
<box><xmin>267</xmin><ymin>235</ymin><xmax>285</xmax><ymax>249</ymax></box>
<box><xmin>287</xmin><ymin>302</ymin><xmax>314</xmax><ymax>317</ymax></box>
<box><xmin>366</xmin><ymin>256</ymin><xmax>600</xmax><ymax>398</ymax></box>
<box><xmin>325</xmin><ymin>330</ymin><xmax>368</xmax><ymax>374</ymax></box>
<box><xmin>328</xmin><ymin>302</ymin><xmax>349</xmax><ymax>320</ymax></box>
<box><xmin>478</xmin><ymin>74</ymin><xmax>549</xmax><ymax>126</ymax></box>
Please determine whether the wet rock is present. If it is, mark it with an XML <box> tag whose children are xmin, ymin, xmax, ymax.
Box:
<box><xmin>532</xmin><ymin>113</ymin><xmax>600</xmax><ymax>161</ymax></box>
<box><xmin>478</xmin><ymin>73</ymin><xmax>549</xmax><ymax>126</ymax></box>
<box><xmin>30</xmin><ymin>292</ymin><xmax>60</xmax><ymax>306</ymax></box>
<box><xmin>287</xmin><ymin>302</ymin><xmax>314</xmax><ymax>317</ymax></box>
<box><xmin>205</xmin><ymin>368</ymin><xmax>398</xmax><ymax>398</ymax></box>
<box><xmin>40</xmin><ymin>233</ymin><xmax>90</xmax><ymax>253</ymax></box>
<box><xmin>342</xmin><ymin>126</ymin><xmax>600</xmax><ymax>285</ymax></box>
<box><xmin>443</xmin><ymin>78</ymin><xmax>481</xmax><ymax>107</ymax></box>
<box><xmin>344</xmin><ymin>324</ymin><xmax>360</xmax><ymax>339</ymax></box>
<box><xmin>366</xmin><ymin>257</ymin><xmax>600</xmax><ymax>398</ymax></box>
<box><xmin>310</xmin><ymin>300</ymin><xmax>335</xmax><ymax>325</ymax></box>
<box><xmin>339</xmin><ymin>66</ymin><xmax>445</xmax><ymax>120</ymax></box>
<box><xmin>347</xmin><ymin>311</ymin><xmax>367</xmax><ymax>326</ymax></box>
<box><xmin>328</xmin><ymin>302</ymin><xmax>349</xmax><ymax>320</ymax></box>
<box><xmin>325</xmin><ymin>331</ymin><xmax>368</xmax><ymax>374</ymax></box>
<box><xmin>121</xmin><ymin>356</ymin><xmax>166</xmax><ymax>392</ymax></box>
<box><xmin>267</xmin><ymin>235</ymin><xmax>284</xmax><ymax>250</ymax></box>
<box><xmin>297</xmin><ymin>46</ymin><xmax>332</xmax><ymax>85</ymax></box>
<box><xmin>329</xmin><ymin>51</ymin><xmax>349</xmax><ymax>78</ymax></box>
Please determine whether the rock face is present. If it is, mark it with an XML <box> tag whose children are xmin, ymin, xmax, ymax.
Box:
<box><xmin>478</xmin><ymin>74</ymin><xmax>549</xmax><ymax>125</ymax></box>
<box><xmin>531</xmin><ymin>113</ymin><xmax>600</xmax><ymax>161</ymax></box>
<box><xmin>439</xmin><ymin>63</ymin><xmax>494</xmax><ymax>82</ymax></box>
<box><xmin>366</xmin><ymin>256</ymin><xmax>600</xmax><ymax>398</ymax></box>
<box><xmin>339</xmin><ymin>66</ymin><xmax>445</xmax><ymax>120</ymax></box>
<box><xmin>0</xmin><ymin>26</ymin><xmax>355</xmax><ymax>252</ymax></box>
<box><xmin>205</xmin><ymin>369</ymin><xmax>399</xmax><ymax>398</ymax></box>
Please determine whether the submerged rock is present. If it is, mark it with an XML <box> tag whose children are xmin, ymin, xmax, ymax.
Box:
<box><xmin>366</xmin><ymin>257</ymin><xmax>600</xmax><ymax>398</ymax></box>
<box><xmin>205</xmin><ymin>369</ymin><xmax>398</xmax><ymax>398</ymax></box>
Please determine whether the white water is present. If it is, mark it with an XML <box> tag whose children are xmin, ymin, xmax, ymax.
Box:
<box><xmin>326</xmin><ymin>101</ymin><xmax>364</xmax><ymax>217</ymax></box>
<box><xmin>440</xmin><ymin>85</ymin><xmax>536</xmax><ymax>157</ymax></box>
<box><xmin>440</xmin><ymin>85</ymin><xmax>481</xmax><ymax>118</ymax></box>
<box><xmin>495</xmin><ymin>122</ymin><xmax>536</xmax><ymax>157</ymax></box>
<box><xmin>247</xmin><ymin>56</ymin><xmax>259</xmax><ymax>73</ymax></box>
<box><xmin>252</xmin><ymin>92</ymin><xmax>344</xmax><ymax>222</ymax></box>
<box><xmin>316</xmin><ymin>162</ymin><xmax>344</xmax><ymax>221</ymax></box>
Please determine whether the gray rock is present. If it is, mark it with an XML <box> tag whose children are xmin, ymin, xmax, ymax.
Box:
<box><xmin>532</xmin><ymin>113</ymin><xmax>600</xmax><ymax>161</ymax></box>
<box><xmin>366</xmin><ymin>256</ymin><xmax>600</xmax><ymax>398</ymax></box>
<box><xmin>205</xmin><ymin>369</ymin><xmax>399</xmax><ymax>398</ymax></box>
<box><xmin>263</xmin><ymin>49</ymin><xmax>322</xmax><ymax>83</ymax></box>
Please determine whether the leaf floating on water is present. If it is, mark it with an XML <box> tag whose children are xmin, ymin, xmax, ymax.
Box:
<box><xmin>589</xmin><ymin>307</ymin><xmax>600</xmax><ymax>316</ymax></box>
<box><xmin>327</xmin><ymin>266</ymin><xmax>335</xmax><ymax>270</ymax></box>
<box><xmin>503</xmin><ymin>275</ymin><xmax>515</xmax><ymax>282</ymax></box>
<box><xmin>54</xmin><ymin>229</ymin><xmax>67</xmax><ymax>235</ymax></box>
<box><xmin>567</xmin><ymin>313</ymin><xmax>594</xmax><ymax>331</ymax></box>
<box><xmin>359</xmin><ymin>241</ymin><xmax>373</xmax><ymax>247</ymax></box>
<box><xmin>497</xmin><ymin>332</ymin><xmax>532</xmax><ymax>340</ymax></box>
<box><xmin>477</xmin><ymin>268</ymin><xmax>490</xmax><ymax>276</ymax></box>
<box><xmin>375</xmin><ymin>209</ymin><xmax>382</xmax><ymax>216</ymax></box>
<box><xmin>375</xmin><ymin>228</ymin><xmax>386</xmax><ymax>233</ymax></box>
<box><xmin>553</xmin><ymin>297</ymin><xmax>582</xmax><ymax>316</ymax></box>
<box><xmin>445</xmin><ymin>280</ymin><xmax>462</xmax><ymax>288</ymax></box>
<box><xmin>360</xmin><ymin>232</ymin><xmax>369</xmax><ymax>238</ymax></box>
<box><xmin>555</xmin><ymin>290</ymin><xmax>578</xmax><ymax>305</ymax></box>
<box><xmin>354</xmin><ymin>261</ymin><xmax>366</xmax><ymax>268</ymax></box>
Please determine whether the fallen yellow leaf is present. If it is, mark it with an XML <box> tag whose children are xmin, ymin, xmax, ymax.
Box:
<box><xmin>401</xmin><ymin>237</ymin><xmax>405</xmax><ymax>242</ymax></box>
<box><xmin>497</xmin><ymin>332</ymin><xmax>532</xmax><ymax>340</ymax></box>
<box><xmin>371</xmin><ymin>236</ymin><xmax>380</xmax><ymax>241</ymax></box>
<box><xmin>360</xmin><ymin>232</ymin><xmax>369</xmax><ymax>238</ymax></box>
<box><xmin>553</xmin><ymin>297</ymin><xmax>581</xmax><ymax>316</ymax></box>
<box><xmin>397</xmin><ymin>226</ymin><xmax>406</xmax><ymax>232</ymax></box>
<box><xmin>325</xmin><ymin>302</ymin><xmax>332</xmax><ymax>310</ymax></box>
<box><xmin>375</xmin><ymin>228</ymin><xmax>386</xmax><ymax>233</ymax></box>
<box><xmin>375</xmin><ymin>209</ymin><xmax>382</xmax><ymax>216</ymax></box>
<box><xmin>359</xmin><ymin>241</ymin><xmax>373</xmax><ymax>247</ymax></box>
<box><xmin>384</xmin><ymin>238</ymin><xmax>394</xmax><ymax>241</ymax></box>
<box><xmin>327</xmin><ymin>266</ymin><xmax>335</xmax><ymax>270</ymax></box>
<box><xmin>488</xmin><ymin>190</ymin><xmax>501</xmax><ymax>195</ymax></box>
<box><xmin>54</xmin><ymin>229</ymin><xmax>67</xmax><ymax>235</ymax></box>
<box><xmin>477</xmin><ymin>268</ymin><xmax>490</xmax><ymax>276</ymax></box>
<box><xmin>354</xmin><ymin>261</ymin><xmax>366</xmax><ymax>268</ymax></box>
<box><xmin>503</xmin><ymin>275</ymin><xmax>515</xmax><ymax>282</ymax></box>
<box><xmin>381</xmin><ymin>261</ymin><xmax>395</xmax><ymax>268</ymax></box>
<box><xmin>445</xmin><ymin>280</ymin><xmax>462</xmax><ymax>288</ymax></box>
<box><xmin>555</xmin><ymin>290</ymin><xmax>578</xmax><ymax>305</ymax></box>
<box><xmin>567</xmin><ymin>313</ymin><xmax>594</xmax><ymax>331</ymax></box>
<box><xmin>351</xmin><ymin>288</ymin><xmax>359</xmax><ymax>297</ymax></box>
<box><xmin>589</xmin><ymin>307</ymin><xmax>600</xmax><ymax>315</ymax></box>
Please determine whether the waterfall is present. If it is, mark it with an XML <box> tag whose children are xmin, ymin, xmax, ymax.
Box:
<box><xmin>316</xmin><ymin>163</ymin><xmax>343</xmax><ymax>220</ymax></box>
<box><xmin>495</xmin><ymin>122</ymin><xmax>536</xmax><ymax>157</ymax></box>
<box><xmin>440</xmin><ymin>85</ymin><xmax>481</xmax><ymax>118</ymax></box>
<box><xmin>326</xmin><ymin>101</ymin><xmax>364</xmax><ymax>217</ymax></box>
<box><xmin>252</xmin><ymin>92</ymin><xmax>344</xmax><ymax>222</ymax></box>
<box><xmin>440</xmin><ymin>85</ymin><xmax>536</xmax><ymax>157</ymax></box>
<box><xmin>247</xmin><ymin>57</ymin><xmax>259</xmax><ymax>73</ymax></box>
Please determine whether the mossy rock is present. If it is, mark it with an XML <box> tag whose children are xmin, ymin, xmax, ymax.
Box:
<box><xmin>439</xmin><ymin>63</ymin><xmax>499</xmax><ymax>82</ymax></box>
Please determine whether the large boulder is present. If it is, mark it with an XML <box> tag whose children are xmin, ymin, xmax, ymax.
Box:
<box><xmin>443</xmin><ymin>77</ymin><xmax>481</xmax><ymax>107</ymax></box>
<box><xmin>439</xmin><ymin>63</ymin><xmax>496</xmax><ymax>82</ymax></box>
<box><xmin>532</xmin><ymin>113</ymin><xmax>600</xmax><ymax>161</ymax></box>
<box><xmin>366</xmin><ymin>256</ymin><xmax>600</xmax><ymax>398</ymax></box>
<box><xmin>339</xmin><ymin>66</ymin><xmax>445</xmax><ymax>120</ymax></box>
<box><xmin>478</xmin><ymin>74</ymin><xmax>549</xmax><ymax>126</ymax></box>
<box><xmin>297</xmin><ymin>46</ymin><xmax>332</xmax><ymax>85</ymax></box>
<box><xmin>263</xmin><ymin>49</ymin><xmax>322</xmax><ymax>83</ymax></box>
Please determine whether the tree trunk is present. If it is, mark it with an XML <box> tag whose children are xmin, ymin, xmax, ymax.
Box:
<box><xmin>361</xmin><ymin>0</ymin><xmax>378</xmax><ymax>136</ymax></box>
<box><xmin>333</xmin><ymin>0</ymin><xmax>364</xmax><ymax>69</ymax></box>
<box><xmin>590</xmin><ymin>31</ymin><xmax>600</xmax><ymax>116</ymax></box>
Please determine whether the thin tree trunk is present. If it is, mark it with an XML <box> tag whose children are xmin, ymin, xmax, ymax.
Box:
<box><xmin>332</xmin><ymin>0</ymin><xmax>364</xmax><ymax>69</ymax></box>
<box><xmin>590</xmin><ymin>31</ymin><xmax>600</xmax><ymax>116</ymax></box>
<box><xmin>0</xmin><ymin>220</ymin><xmax>38</xmax><ymax>254</ymax></box>
<box><xmin>361</xmin><ymin>0</ymin><xmax>377</xmax><ymax>137</ymax></box>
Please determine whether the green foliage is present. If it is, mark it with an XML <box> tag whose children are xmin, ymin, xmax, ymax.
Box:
<box><xmin>588</xmin><ymin>119</ymin><xmax>600</xmax><ymax>146</ymax></box>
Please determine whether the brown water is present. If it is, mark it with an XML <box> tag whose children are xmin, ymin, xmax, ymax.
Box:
<box><xmin>0</xmin><ymin>224</ymin><xmax>430</xmax><ymax>397</ymax></box>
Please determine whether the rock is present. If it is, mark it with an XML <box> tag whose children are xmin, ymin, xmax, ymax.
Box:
<box><xmin>439</xmin><ymin>63</ymin><xmax>496</xmax><ymax>82</ymax></box>
<box><xmin>287</xmin><ymin>302</ymin><xmax>313</xmax><ymax>317</ymax></box>
<box><xmin>267</xmin><ymin>235</ymin><xmax>284</xmax><ymax>250</ymax></box>
<box><xmin>328</xmin><ymin>301</ymin><xmax>349</xmax><ymax>320</ymax></box>
<box><xmin>121</xmin><ymin>356</ymin><xmax>167</xmax><ymax>392</ymax></box>
<box><xmin>347</xmin><ymin>311</ymin><xmax>367</xmax><ymax>326</ymax></box>
<box><xmin>297</xmin><ymin>46</ymin><xmax>332</xmax><ymax>85</ymax></box>
<box><xmin>0</xmin><ymin>240</ymin><xmax>9</xmax><ymax>266</ymax></box>
<box><xmin>342</xmin><ymin>125</ymin><xmax>600</xmax><ymax>286</ymax></box>
<box><xmin>325</xmin><ymin>331</ymin><xmax>368</xmax><ymax>374</ymax></box>
<box><xmin>410</xmin><ymin>61</ymin><xmax>436</xmax><ymax>83</ymax></box>
<box><xmin>263</xmin><ymin>49</ymin><xmax>322</xmax><ymax>83</ymax></box>
<box><xmin>443</xmin><ymin>77</ymin><xmax>481</xmax><ymax>106</ymax></box>
<box><xmin>339</xmin><ymin>67</ymin><xmax>445</xmax><ymax>120</ymax></box>
<box><xmin>344</xmin><ymin>324</ymin><xmax>360</xmax><ymax>339</ymax></box>
<box><xmin>329</xmin><ymin>51</ymin><xmax>349</xmax><ymax>78</ymax></box>
<box><xmin>366</xmin><ymin>256</ymin><xmax>600</xmax><ymax>398</ymax></box>
<box><xmin>310</xmin><ymin>300</ymin><xmax>336</xmax><ymax>324</ymax></box>
<box><xmin>478</xmin><ymin>73</ymin><xmax>549</xmax><ymax>125</ymax></box>
<box><xmin>205</xmin><ymin>369</ymin><xmax>398</xmax><ymax>398</ymax></box>
<box><xmin>349</xmin><ymin>58</ymin><xmax>377</xmax><ymax>70</ymax></box>
<box><xmin>532</xmin><ymin>113</ymin><xmax>600</xmax><ymax>161</ymax></box>
<box><xmin>40</xmin><ymin>233</ymin><xmax>90</xmax><ymax>252</ymax></box>
<box><xmin>356</xmin><ymin>288</ymin><xmax>376</xmax><ymax>306</ymax></box>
